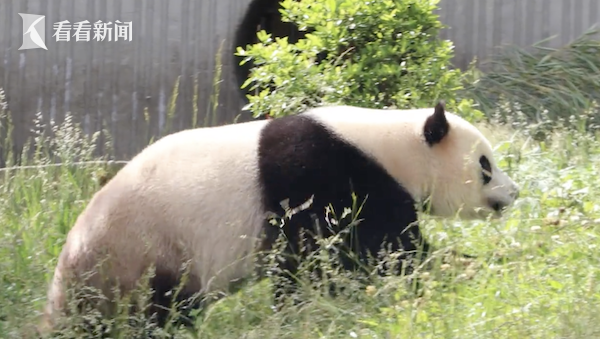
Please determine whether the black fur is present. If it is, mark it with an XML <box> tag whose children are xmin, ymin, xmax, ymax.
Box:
<box><xmin>257</xmin><ymin>112</ymin><xmax>431</xmax><ymax>303</ymax></box>
<box><xmin>423</xmin><ymin>101</ymin><xmax>450</xmax><ymax>146</ymax></box>
<box><xmin>148</xmin><ymin>269</ymin><xmax>198</xmax><ymax>328</ymax></box>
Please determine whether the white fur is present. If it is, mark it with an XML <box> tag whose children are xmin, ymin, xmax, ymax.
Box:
<box><xmin>305</xmin><ymin>105</ymin><xmax>519</xmax><ymax>219</ymax></box>
<box><xmin>42</xmin><ymin>120</ymin><xmax>271</xmax><ymax>328</ymax></box>
<box><xmin>41</xmin><ymin>104</ymin><xmax>518</xmax><ymax>331</ymax></box>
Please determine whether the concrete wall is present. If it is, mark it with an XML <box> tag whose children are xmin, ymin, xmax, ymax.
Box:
<box><xmin>438</xmin><ymin>0</ymin><xmax>600</xmax><ymax>68</ymax></box>
<box><xmin>0</xmin><ymin>0</ymin><xmax>599</xmax><ymax>160</ymax></box>
<box><xmin>1</xmin><ymin>0</ymin><xmax>254</xmax><ymax>159</ymax></box>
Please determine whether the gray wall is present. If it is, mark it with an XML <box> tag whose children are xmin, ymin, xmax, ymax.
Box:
<box><xmin>1</xmin><ymin>0</ymin><xmax>252</xmax><ymax>159</ymax></box>
<box><xmin>438</xmin><ymin>0</ymin><xmax>600</xmax><ymax>68</ymax></box>
<box><xmin>1</xmin><ymin>0</ymin><xmax>599</xmax><ymax>160</ymax></box>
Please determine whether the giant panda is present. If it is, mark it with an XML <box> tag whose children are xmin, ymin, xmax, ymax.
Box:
<box><xmin>39</xmin><ymin>102</ymin><xmax>519</xmax><ymax>333</ymax></box>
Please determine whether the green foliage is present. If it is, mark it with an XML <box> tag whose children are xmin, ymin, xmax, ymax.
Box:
<box><xmin>462</xmin><ymin>26</ymin><xmax>600</xmax><ymax>137</ymax></box>
<box><xmin>454</xmin><ymin>97</ymin><xmax>485</xmax><ymax>123</ymax></box>
<box><xmin>4</xmin><ymin>109</ymin><xmax>600</xmax><ymax>338</ymax></box>
<box><xmin>236</xmin><ymin>0</ymin><xmax>464</xmax><ymax>118</ymax></box>
<box><xmin>3</xmin><ymin>71</ymin><xmax>600</xmax><ymax>337</ymax></box>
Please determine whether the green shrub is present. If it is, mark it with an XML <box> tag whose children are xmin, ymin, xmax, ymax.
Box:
<box><xmin>236</xmin><ymin>0</ymin><xmax>465</xmax><ymax>119</ymax></box>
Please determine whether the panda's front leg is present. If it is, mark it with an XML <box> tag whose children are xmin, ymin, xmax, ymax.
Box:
<box><xmin>265</xmin><ymin>224</ymin><xmax>309</xmax><ymax>311</ymax></box>
<box><xmin>396</xmin><ymin>222</ymin><xmax>432</xmax><ymax>276</ymax></box>
<box><xmin>359</xmin><ymin>220</ymin><xmax>433</xmax><ymax>279</ymax></box>
<box><xmin>271</xmin><ymin>253</ymin><xmax>300</xmax><ymax>310</ymax></box>
<box><xmin>270</xmin><ymin>242</ymin><xmax>330</xmax><ymax>311</ymax></box>
<box><xmin>268</xmin><ymin>219</ymin><xmax>342</xmax><ymax>310</ymax></box>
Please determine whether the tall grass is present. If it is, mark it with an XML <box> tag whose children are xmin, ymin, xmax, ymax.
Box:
<box><xmin>2</xmin><ymin>41</ymin><xmax>600</xmax><ymax>338</ymax></box>
<box><xmin>462</xmin><ymin>26</ymin><xmax>600</xmax><ymax>138</ymax></box>
<box><xmin>2</xmin><ymin>92</ymin><xmax>600</xmax><ymax>338</ymax></box>
<box><xmin>0</xmin><ymin>44</ymin><xmax>228</xmax><ymax>338</ymax></box>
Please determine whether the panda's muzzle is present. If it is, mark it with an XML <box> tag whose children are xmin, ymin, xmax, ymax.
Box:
<box><xmin>489</xmin><ymin>181</ymin><xmax>520</xmax><ymax>213</ymax></box>
<box><xmin>490</xmin><ymin>200</ymin><xmax>504</xmax><ymax>212</ymax></box>
<box><xmin>488</xmin><ymin>193</ymin><xmax>517</xmax><ymax>213</ymax></box>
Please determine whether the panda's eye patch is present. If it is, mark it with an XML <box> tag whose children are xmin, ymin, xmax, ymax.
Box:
<box><xmin>479</xmin><ymin>155</ymin><xmax>492</xmax><ymax>185</ymax></box>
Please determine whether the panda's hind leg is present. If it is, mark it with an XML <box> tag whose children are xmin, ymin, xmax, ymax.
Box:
<box><xmin>37</xmin><ymin>239</ymin><xmax>135</xmax><ymax>336</ymax></box>
<box><xmin>146</xmin><ymin>267</ymin><xmax>204</xmax><ymax>329</ymax></box>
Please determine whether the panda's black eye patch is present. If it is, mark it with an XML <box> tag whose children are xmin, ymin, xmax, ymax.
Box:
<box><xmin>479</xmin><ymin>155</ymin><xmax>492</xmax><ymax>185</ymax></box>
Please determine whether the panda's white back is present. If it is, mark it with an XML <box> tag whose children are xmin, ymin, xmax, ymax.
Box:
<box><xmin>70</xmin><ymin>119</ymin><xmax>272</xmax><ymax>295</ymax></box>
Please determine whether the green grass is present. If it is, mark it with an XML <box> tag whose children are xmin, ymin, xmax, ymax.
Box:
<box><xmin>1</xmin><ymin>99</ymin><xmax>600</xmax><ymax>339</ymax></box>
<box><xmin>2</xmin><ymin>34</ymin><xmax>600</xmax><ymax>336</ymax></box>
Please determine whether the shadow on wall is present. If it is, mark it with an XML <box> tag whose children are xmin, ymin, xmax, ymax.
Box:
<box><xmin>233</xmin><ymin>0</ymin><xmax>306</xmax><ymax>118</ymax></box>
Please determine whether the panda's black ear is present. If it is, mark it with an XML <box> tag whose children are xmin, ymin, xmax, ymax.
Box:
<box><xmin>423</xmin><ymin>101</ymin><xmax>450</xmax><ymax>146</ymax></box>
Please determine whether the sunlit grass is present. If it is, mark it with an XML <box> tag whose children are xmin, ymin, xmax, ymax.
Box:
<box><xmin>0</xmin><ymin>94</ymin><xmax>599</xmax><ymax>339</ymax></box>
<box><xmin>3</xmin><ymin>29</ymin><xmax>600</xmax><ymax>335</ymax></box>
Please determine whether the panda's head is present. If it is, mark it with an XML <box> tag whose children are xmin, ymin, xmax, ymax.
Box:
<box><xmin>422</xmin><ymin>102</ymin><xmax>519</xmax><ymax>219</ymax></box>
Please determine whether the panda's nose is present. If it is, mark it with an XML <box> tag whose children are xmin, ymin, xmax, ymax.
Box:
<box><xmin>489</xmin><ymin>198</ymin><xmax>511</xmax><ymax>213</ymax></box>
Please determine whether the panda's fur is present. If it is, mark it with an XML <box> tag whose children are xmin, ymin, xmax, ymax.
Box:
<box><xmin>39</xmin><ymin>102</ymin><xmax>519</xmax><ymax>333</ymax></box>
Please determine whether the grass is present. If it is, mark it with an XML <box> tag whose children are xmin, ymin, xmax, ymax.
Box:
<box><xmin>0</xmin><ymin>93</ymin><xmax>600</xmax><ymax>339</ymax></box>
<box><xmin>3</xmin><ymin>27</ymin><xmax>600</xmax><ymax>337</ymax></box>
<box><xmin>461</xmin><ymin>26</ymin><xmax>600</xmax><ymax>136</ymax></box>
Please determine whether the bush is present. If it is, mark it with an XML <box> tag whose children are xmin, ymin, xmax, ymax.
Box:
<box><xmin>236</xmin><ymin>0</ymin><xmax>465</xmax><ymax>119</ymax></box>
